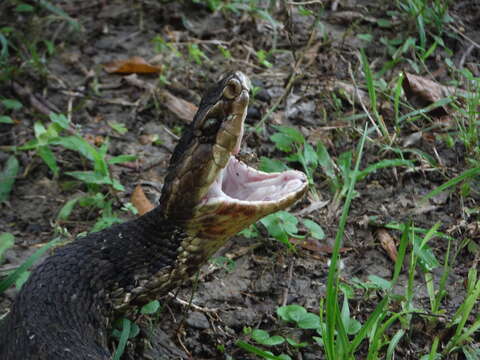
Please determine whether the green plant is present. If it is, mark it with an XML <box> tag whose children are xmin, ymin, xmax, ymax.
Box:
<box><xmin>152</xmin><ymin>35</ymin><xmax>181</xmax><ymax>57</ymax></box>
<box><xmin>238</xmin><ymin>326</ymin><xmax>291</xmax><ymax>360</ymax></box>
<box><xmin>259</xmin><ymin>126</ymin><xmax>320</xmax><ymax>188</ymax></box>
<box><xmin>14</xmin><ymin>112</ymin><xmax>136</xmax><ymax>231</ymax></box>
<box><xmin>422</xmin><ymin>167</ymin><xmax>480</xmax><ymax>202</ymax></box>
<box><xmin>451</xmin><ymin>69</ymin><xmax>480</xmax><ymax>159</ymax></box>
<box><xmin>359</xmin><ymin>49</ymin><xmax>390</xmax><ymax>141</ymax></box>
<box><xmin>210</xmin><ymin>256</ymin><xmax>236</xmax><ymax>272</ymax></box>
<box><xmin>397</xmin><ymin>0</ymin><xmax>452</xmax><ymax>51</ymax></box>
<box><xmin>442</xmin><ymin>268</ymin><xmax>480</xmax><ymax>357</ymax></box>
<box><xmin>259</xmin><ymin>210</ymin><xmax>325</xmax><ymax>249</ymax></box>
<box><xmin>0</xmin><ymin>155</ymin><xmax>19</xmax><ymax>202</ymax></box>
<box><xmin>0</xmin><ymin>0</ymin><xmax>81</xmax><ymax>80</ymax></box>
<box><xmin>0</xmin><ymin>234</ymin><xmax>60</xmax><ymax>295</ymax></box>
<box><xmin>19</xmin><ymin>113</ymin><xmax>135</xmax><ymax>189</ymax></box>
<box><xmin>255</xmin><ymin>49</ymin><xmax>272</xmax><ymax>68</ymax></box>
<box><xmin>261</xmin><ymin>126</ymin><xmax>413</xmax><ymax>211</ymax></box>
<box><xmin>18</xmin><ymin>113</ymin><xmax>70</xmax><ymax>176</ymax></box>
<box><xmin>0</xmin><ymin>98</ymin><xmax>23</xmax><ymax>124</ymax></box>
<box><xmin>58</xmin><ymin>193</ymin><xmax>127</xmax><ymax>233</ymax></box>
<box><xmin>187</xmin><ymin>43</ymin><xmax>208</xmax><ymax>65</ymax></box>
<box><xmin>54</xmin><ymin>135</ymin><xmax>134</xmax><ymax>191</ymax></box>
<box><xmin>112</xmin><ymin>300</ymin><xmax>162</xmax><ymax>359</ymax></box>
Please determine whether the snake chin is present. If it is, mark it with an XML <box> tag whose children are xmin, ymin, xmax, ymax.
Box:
<box><xmin>203</xmin><ymin>156</ymin><xmax>307</xmax><ymax>205</ymax></box>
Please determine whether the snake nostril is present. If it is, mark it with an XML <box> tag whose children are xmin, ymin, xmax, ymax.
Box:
<box><xmin>223</xmin><ymin>78</ymin><xmax>242</xmax><ymax>99</ymax></box>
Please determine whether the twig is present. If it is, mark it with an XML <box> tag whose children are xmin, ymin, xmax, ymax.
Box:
<box><xmin>458</xmin><ymin>44</ymin><xmax>475</xmax><ymax>69</ymax></box>
<box><xmin>12</xmin><ymin>81</ymin><xmax>60</xmax><ymax>116</ymax></box>
<box><xmin>287</xmin><ymin>0</ymin><xmax>324</xmax><ymax>4</ymax></box>
<box><xmin>281</xmin><ymin>258</ymin><xmax>295</xmax><ymax>307</ymax></box>
<box><xmin>167</xmin><ymin>292</ymin><xmax>218</xmax><ymax>313</ymax></box>
<box><xmin>448</xmin><ymin>24</ymin><xmax>480</xmax><ymax>49</ymax></box>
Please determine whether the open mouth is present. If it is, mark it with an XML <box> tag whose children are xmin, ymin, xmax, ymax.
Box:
<box><xmin>204</xmin><ymin>155</ymin><xmax>307</xmax><ymax>206</ymax></box>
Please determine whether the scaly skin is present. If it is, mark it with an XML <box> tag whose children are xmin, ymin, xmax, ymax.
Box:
<box><xmin>0</xmin><ymin>72</ymin><xmax>307</xmax><ymax>359</ymax></box>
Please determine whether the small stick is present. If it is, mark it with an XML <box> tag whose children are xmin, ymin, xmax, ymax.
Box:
<box><xmin>281</xmin><ymin>258</ymin><xmax>295</xmax><ymax>307</ymax></box>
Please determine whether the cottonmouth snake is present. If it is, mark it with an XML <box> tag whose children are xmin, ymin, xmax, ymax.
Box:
<box><xmin>0</xmin><ymin>72</ymin><xmax>307</xmax><ymax>359</ymax></box>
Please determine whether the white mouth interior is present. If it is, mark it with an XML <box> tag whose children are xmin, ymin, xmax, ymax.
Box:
<box><xmin>204</xmin><ymin>156</ymin><xmax>306</xmax><ymax>204</ymax></box>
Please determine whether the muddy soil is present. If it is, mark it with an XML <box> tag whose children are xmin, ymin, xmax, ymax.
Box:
<box><xmin>0</xmin><ymin>1</ymin><xmax>479</xmax><ymax>359</ymax></box>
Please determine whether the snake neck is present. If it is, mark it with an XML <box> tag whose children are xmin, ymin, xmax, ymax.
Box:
<box><xmin>0</xmin><ymin>209</ymin><xmax>193</xmax><ymax>359</ymax></box>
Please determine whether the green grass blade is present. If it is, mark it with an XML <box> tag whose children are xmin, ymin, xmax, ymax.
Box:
<box><xmin>0</xmin><ymin>33</ymin><xmax>8</xmax><ymax>58</ymax></box>
<box><xmin>356</xmin><ymin>159</ymin><xmax>414</xmax><ymax>181</ymax></box>
<box><xmin>393</xmin><ymin>73</ymin><xmax>404</xmax><ymax>127</ymax></box>
<box><xmin>392</xmin><ymin>222</ymin><xmax>409</xmax><ymax>285</ymax></box>
<box><xmin>359</xmin><ymin>49</ymin><xmax>389</xmax><ymax>139</ymax></box>
<box><xmin>452</xmin><ymin>317</ymin><xmax>480</xmax><ymax>351</ymax></box>
<box><xmin>0</xmin><ymin>237</ymin><xmax>59</xmax><ymax>293</ymax></box>
<box><xmin>236</xmin><ymin>340</ymin><xmax>286</xmax><ymax>360</ymax></box>
<box><xmin>397</xmin><ymin>97</ymin><xmax>453</xmax><ymax>123</ymax></box>
<box><xmin>349</xmin><ymin>298</ymin><xmax>388</xmax><ymax>353</ymax></box>
<box><xmin>325</xmin><ymin>124</ymin><xmax>368</xmax><ymax>358</ymax></box>
<box><xmin>423</xmin><ymin>167</ymin><xmax>480</xmax><ymax>201</ymax></box>
<box><xmin>0</xmin><ymin>233</ymin><xmax>15</xmax><ymax>261</ymax></box>
<box><xmin>37</xmin><ymin>0</ymin><xmax>80</xmax><ymax>30</ymax></box>
<box><xmin>0</xmin><ymin>155</ymin><xmax>19</xmax><ymax>202</ymax></box>
<box><xmin>428</xmin><ymin>336</ymin><xmax>439</xmax><ymax>360</ymax></box>
<box><xmin>360</xmin><ymin>49</ymin><xmax>377</xmax><ymax>116</ymax></box>
<box><xmin>386</xmin><ymin>329</ymin><xmax>405</xmax><ymax>360</ymax></box>
<box><xmin>335</xmin><ymin>300</ymin><xmax>349</xmax><ymax>356</ymax></box>
<box><xmin>113</xmin><ymin>318</ymin><xmax>131</xmax><ymax>360</ymax></box>
<box><xmin>38</xmin><ymin>146</ymin><xmax>59</xmax><ymax>176</ymax></box>
<box><xmin>51</xmin><ymin>135</ymin><xmax>96</xmax><ymax>162</ymax></box>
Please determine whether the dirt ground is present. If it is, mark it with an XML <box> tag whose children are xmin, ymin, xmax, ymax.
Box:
<box><xmin>0</xmin><ymin>1</ymin><xmax>479</xmax><ymax>359</ymax></box>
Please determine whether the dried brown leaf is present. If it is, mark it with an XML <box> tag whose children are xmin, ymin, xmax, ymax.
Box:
<box><xmin>403</xmin><ymin>72</ymin><xmax>460</xmax><ymax>103</ymax></box>
<box><xmin>159</xmin><ymin>89</ymin><xmax>198</xmax><ymax>123</ymax></box>
<box><xmin>290</xmin><ymin>238</ymin><xmax>350</xmax><ymax>254</ymax></box>
<box><xmin>376</xmin><ymin>228</ymin><xmax>397</xmax><ymax>262</ymax></box>
<box><xmin>402</xmin><ymin>72</ymin><xmax>466</xmax><ymax>117</ymax></box>
<box><xmin>131</xmin><ymin>184</ymin><xmax>154</xmax><ymax>216</ymax></box>
<box><xmin>104</xmin><ymin>56</ymin><xmax>162</xmax><ymax>74</ymax></box>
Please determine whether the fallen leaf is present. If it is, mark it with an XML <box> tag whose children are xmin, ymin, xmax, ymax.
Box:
<box><xmin>159</xmin><ymin>89</ymin><xmax>198</xmax><ymax>123</ymax></box>
<box><xmin>104</xmin><ymin>56</ymin><xmax>162</xmax><ymax>74</ymax></box>
<box><xmin>333</xmin><ymin>80</ymin><xmax>371</xmax><ymax>108</ymax></box>
<box><xmin>303</xmin><ymin>40</ymin><xmax>323</xmax><ymax>68</ymax></box>
<box><xmin>403</xmin><ymin>72</ymin><xmax>460</xmax><ymax>103</ymax></box>
<box><xmin>329</xmin><ymin>11</ymin><xmax>378</xmax><ymax>24</ymax></box>
<box><xmin>375</xmin><ymin>228</ymin><xmax>397</xmax><ymax>262</ymax></box>
<box><xmin>290</xmin><ymin>238</ymin><xmax>351</xmax><ymax>255</ymax></box>
<box><xmin>402</xmin><ymin>72</ymin><xmax>467</xmax><ymax>117</ymax></box>
<box><xmin>131</xmin><ymin>185</ymin><xmax>154</xmax><ymax>215</ymax></box>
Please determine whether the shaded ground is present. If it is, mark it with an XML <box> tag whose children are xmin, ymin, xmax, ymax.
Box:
<box><xmin>0</xmin><ymin>0</ymin><xmax>479</xmax><ymax>359</ymax></box>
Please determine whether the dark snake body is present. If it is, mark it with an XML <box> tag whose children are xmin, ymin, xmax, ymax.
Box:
<box><xmin>0</xmin><ymin>210</ymin><xmax>182</xmax><ymax>359</ymax></box>
<box><xmin>0</xmin><ymin>72</ymin><xmax>307</xmax><ymax>359</ymax></box>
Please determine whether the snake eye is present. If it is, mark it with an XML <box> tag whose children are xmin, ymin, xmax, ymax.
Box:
<box><xmin>223</xmin><ymin>78</ymin><xmax>242</xmax><ymax>100</ymax></box>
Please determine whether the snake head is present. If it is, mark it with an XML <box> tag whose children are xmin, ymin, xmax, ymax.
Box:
<box><xmin>159</xmin><ymin>72</ymin><xmax>307</xmax><ymax>241</ymax></box>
